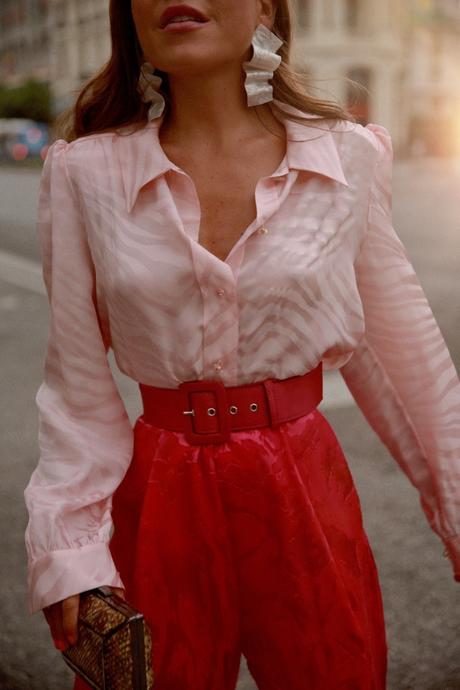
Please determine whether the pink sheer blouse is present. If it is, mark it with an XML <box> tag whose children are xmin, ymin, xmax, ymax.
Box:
<box><xmin>24</xmin><ymin>100</ymin><xmax>460</xmax><ymax>615</ymax></box>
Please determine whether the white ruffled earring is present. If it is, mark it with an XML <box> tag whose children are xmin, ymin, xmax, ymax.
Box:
<box><xmin>243</xmin><ymin>23</ymin><xmax>283</xmax><ymax>107</ymax></box>
<box><xmin>137</xmin><ymin>61</ymin><xmax>166</xmax><ymax>120</ymax></box>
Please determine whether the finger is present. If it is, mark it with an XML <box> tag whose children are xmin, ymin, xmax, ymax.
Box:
<box><xmin>62</xmin><ymin>594</ymin><xmax>80</xmax><ymax>646</ymax></box>
<box><xmin>44</xmin><ymin>603</ymin><xmax>67</xmax><ymax>651</ymax></box>
<box><xmin>111</xmin><ymin>587</ymin><xmax>126</xmax><ymax>600</ymax></box>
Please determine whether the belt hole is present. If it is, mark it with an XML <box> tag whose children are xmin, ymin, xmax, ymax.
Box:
<box><xmin>249</xmin><ymin>403</ymin><xmax>258</xmax><ymax>412</ymax></box>
<box><xmin>207</xmin><ymin>407</ymin><xmax>216</xmax><ymax>416</ymax></box>
<box><xmin>229</xmin><ymin>405</ymin><xmax>238</xmax><ymax>415</ymax></box>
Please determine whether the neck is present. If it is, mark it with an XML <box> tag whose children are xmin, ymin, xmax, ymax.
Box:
<box><xmin>160</xmin><ymin>65</ymin><xmax>277</xmax><ymax>150</ymax></box>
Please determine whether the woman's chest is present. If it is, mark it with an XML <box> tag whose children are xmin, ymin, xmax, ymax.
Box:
<box><xmin>193</xmin><ymin>172</ymin><xmax>259</xmax><ymax>262</ymax></box>
<box><xmin>93</xmin><ymin>173</ymin><xmax>368</xmax><ymax>381</ymax></box>
<box><xmin>86</xmin><ymin>159</ymin><xmax>367</xmax><ymax>301</ymax></box>
<box><xmin>160</xmin><ymin>137</ymin><xmax>287</xmax><ymax>263</ymax></box>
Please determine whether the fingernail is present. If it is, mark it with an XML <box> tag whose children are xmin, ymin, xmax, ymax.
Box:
<box><xmin>68</xmin><ymin>635</ymin><xmax>77</xmax><ymax>646</ymax></box>
<box><xmin>55</xmin><ymin>640</ymin><xmax>67</xmax><ymax>651</ymax></box>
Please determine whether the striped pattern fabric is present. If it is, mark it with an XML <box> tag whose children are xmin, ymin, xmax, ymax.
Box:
<box><xmin>24</xmin><ymin>99</ymin><xmax>460</xmax><ymax>614</ymax></box>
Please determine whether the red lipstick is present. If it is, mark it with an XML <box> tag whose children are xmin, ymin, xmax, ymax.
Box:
<box><xmin>160</xmin><ymin>4</ymin><xmax>210</xmax><ymax>30</ymax></box>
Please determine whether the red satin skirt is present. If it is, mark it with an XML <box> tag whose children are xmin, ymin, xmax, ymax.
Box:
<box><xmin>74</xmin><ymin>408</ymin><xmax>388</xmax><ymax>690</ymax></box>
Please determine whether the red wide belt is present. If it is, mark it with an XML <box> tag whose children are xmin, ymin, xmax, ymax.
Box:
<box><xmin>138</xmin><ymin>363</ymin><xmax>323</xmax><ymax>445</ymax></box>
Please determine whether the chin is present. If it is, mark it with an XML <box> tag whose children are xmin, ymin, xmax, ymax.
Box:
<box><xmin>157</xmin><ymin>53</ymin><xmax>227</xmax><ymax>77</ymax></box>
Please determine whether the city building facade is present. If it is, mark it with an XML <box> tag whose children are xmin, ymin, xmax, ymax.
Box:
<box><xmin>0</xmin><ymin>0</ymin><xmax>52</xmax><ymax>85</ymax></box>
<box><xmin>292</xmin><ymin>0</ymin><xmax>460</xmax><ymax>154</ymax></box>
<box><xmin>292</xmin><ymin>0</ymin><xmax>408</xmax><ymax>149</ymax></box>
<box><xmin>406</xmin><ymin>0</ymin><xmax>460</xmax><ymax>154</ymax></box>
<box><xmin>50</xmin><ymin>0</ymin><xmax>111</xmax><ymax>113</ymax></box>
<box><xmin>0</xmin><ymin>0</ymin><xmax>111</xmax><ymax>114</ymax></box>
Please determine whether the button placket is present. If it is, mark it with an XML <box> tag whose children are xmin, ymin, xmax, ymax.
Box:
<box><xmin>195</xmin><ymin>256</ymin><xmax>238</xmax><ymax>382</ymax></box>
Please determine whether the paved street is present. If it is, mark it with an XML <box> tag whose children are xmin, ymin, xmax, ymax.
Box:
<box><xmin>0</xmin><ymin>156</ymin><xmax>459</xmax><ymax>690</ymax></box>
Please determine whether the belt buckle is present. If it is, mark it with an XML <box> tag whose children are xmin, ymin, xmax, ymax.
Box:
<box><xmin>178</xmin><ymin>379</ymin><xmax>231</xmax><ymax>445</ymax></box>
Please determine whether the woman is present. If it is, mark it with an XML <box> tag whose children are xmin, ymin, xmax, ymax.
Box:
<box><xmin>24</xmin><ymin>0</ymin><xmax>460</xmax><ymax>688</ymax></box>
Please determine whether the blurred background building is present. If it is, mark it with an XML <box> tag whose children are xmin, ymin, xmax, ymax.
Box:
<box><xmin>406</xmin><ymin>0</ymin><xmax>460</xmax><ymax>155</ymax></box>
<box><xmin>292</xmin><ymin>0</ymin><xmax>407</xmax><ymax>148</ymax></box>
<box><xmin>0</xmin><ymin>0</ymin><xmax>51</xmax><ymax>86</ymax></box>
<box><xmin>292</xmin><ymin>0</ymin><xmax>460</xmax><ymax>154</ymax></box>
<box><xmin>1</xmin><ymin>0</ymin><xmax>460</xmax><ymax>154</ymax></box>
<box><xmin>0</xmin><ymin>0</ymin><xmax>110</xmax><ymax>116</ymax></box>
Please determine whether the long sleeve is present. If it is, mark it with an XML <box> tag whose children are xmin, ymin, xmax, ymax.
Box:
<box><xmin>24</xmin><ymin>140</ymin><xmax>134</xmax><ymax>615</ymax></box>
<box><xmin>340</xmin><ymin>124</ymin><xmax>460</xmax><ymax>580</ymax></box>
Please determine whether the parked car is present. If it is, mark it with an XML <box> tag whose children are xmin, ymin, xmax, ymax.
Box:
<box><xmin>0</xmin><ymin>118</ymin><xmax>50</xmax><ymax>162</ymax></box>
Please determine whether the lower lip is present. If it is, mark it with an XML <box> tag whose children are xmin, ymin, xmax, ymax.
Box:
<box><xmin>162</xmin><ymin>20</ymin><xmax>209</xmax><ymax>32</ymax></box>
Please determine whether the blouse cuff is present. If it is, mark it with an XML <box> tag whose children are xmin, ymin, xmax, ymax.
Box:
<box><xmin>27</xmin><ymin>541</ymin><xmax>124</xmax><ymax>615</ymax></box>
<box><xmin>442</xmin><ymin>535</ymin><xmax>460</xmax><ymax>582</ymax></box>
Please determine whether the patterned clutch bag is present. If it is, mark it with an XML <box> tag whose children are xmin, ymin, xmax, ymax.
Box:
<box><xmin>61</xmin><ymin>586</ymin><xmax>154</xmax><ymax>690</ymax></box>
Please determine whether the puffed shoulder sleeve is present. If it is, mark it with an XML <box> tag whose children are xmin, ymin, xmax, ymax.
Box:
<box><xmin>23</xmin><ymin>140</ymin><xmax>134</xmax><ymax>614</ymax></box>
<box><xmin>339</xmin><ymin>124</ymin><xmax>460</xmax><ymax>581</ymax></box>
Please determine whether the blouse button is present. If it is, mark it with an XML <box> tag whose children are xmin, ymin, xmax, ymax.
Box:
<box><xmin>258</xmin><ymin>226</ymin><xmax>269</xmax><ymax>235</ymax></box>
<box><xmin>214</xmin><ymin>360</ymin><xmax>223</xmax><ymax>372</ymax></box>
<box><xmin>216</xmin><ymin>288</ymin><xmax>226</xmax><ymax>297</ymax></box>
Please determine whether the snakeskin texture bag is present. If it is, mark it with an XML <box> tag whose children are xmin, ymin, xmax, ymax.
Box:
<box><xmin>61</xmin><ymin>586</ymin><xmax>154</xmax><ymax>690</ymax></box>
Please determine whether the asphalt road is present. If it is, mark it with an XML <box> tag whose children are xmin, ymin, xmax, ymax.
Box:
<box><xmin>0</xmin><ymin>156</ymin><xmax>459</xmax><ymax>690</ymax></box>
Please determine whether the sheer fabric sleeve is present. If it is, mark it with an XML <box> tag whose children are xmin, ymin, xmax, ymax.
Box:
<box><xmin>24</xmin><ymin>140</ymin><xmax>134</xmax><ymax>614</ymax></box>
<box><xmin>339</xmin><ymin>124</ymin><xmax>460</xmax><ymax>580</ymax></box>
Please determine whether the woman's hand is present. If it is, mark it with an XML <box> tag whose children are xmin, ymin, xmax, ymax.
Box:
<box><xmin>43</xmin><ymin>586</ymin><xmax>126</xmax><ymax>652</ymax></box>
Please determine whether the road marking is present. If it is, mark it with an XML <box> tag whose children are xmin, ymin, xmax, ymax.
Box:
<box><xmin>0</xmin><ymin>250</ymin><xmax>355</xmax><ymax>410</ymax></box>
<box><xmin>0</xmin><ymin>249</ymin><xmax>45</xmax><ymax>295</ymax></box>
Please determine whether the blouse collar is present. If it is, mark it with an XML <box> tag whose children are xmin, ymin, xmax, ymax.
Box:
<box><xmin>118</xmin><ymin>99</ymin><xmax>349</xmax><ymax>213</ymax></box>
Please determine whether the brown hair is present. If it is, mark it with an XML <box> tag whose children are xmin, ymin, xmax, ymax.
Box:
<box><xmin>55</xmin><ymin>0</ymin><xmax>351</xmax><ymax>142</ymax></box>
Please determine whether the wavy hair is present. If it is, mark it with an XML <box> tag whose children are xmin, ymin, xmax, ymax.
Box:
<box><xmin>55</xmin><ymin>0</ymin><xmax>352</xmax><ymax>141</ymax></box>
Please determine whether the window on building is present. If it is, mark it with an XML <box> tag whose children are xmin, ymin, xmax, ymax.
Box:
<box><xmin>56</xmin><ymin>40</ymin><xmax>68</xmax><ymax>77</ymax></box>
<box><xmin>346</xmin><ymin>0</ymin><xmax>360</xmax><ymax>30</ymax></box>
<box><xmin>346</xmin><ymin>67</ymin><xmax>372</xmax><ymax>125</ymax></box>
<box><xmin>55</xmin><ymin>4</ymin><xmax>66</xmax><ymax>28</ymax></box>
<box><xmin>296</xmin><ymin>0</ymin><xmax>310</xmax><ymax>29</ymax></box>
<box><xmin>37</xmin><ymin>0</ymin><xmax>48</xmax><ymax>19</ymax></box>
